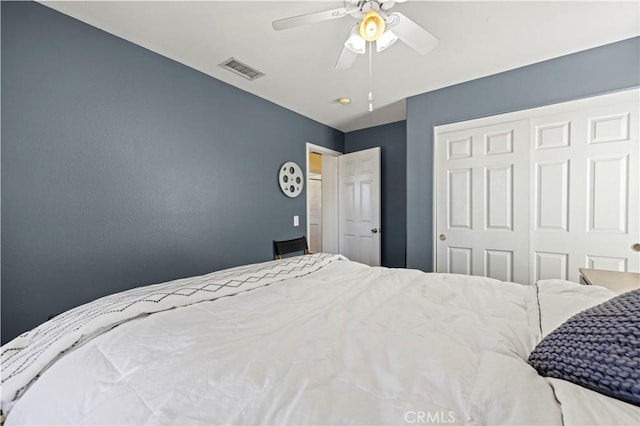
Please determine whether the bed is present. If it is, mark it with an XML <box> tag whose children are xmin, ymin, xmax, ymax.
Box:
<box><xmin>2</xmin><ymin>253</ymin><xmax>638</xmax><ymax>425</ymax></box>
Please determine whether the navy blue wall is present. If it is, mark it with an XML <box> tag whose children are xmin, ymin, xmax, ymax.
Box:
<box><xmin>1</xmin><ymin>2</ymin><xmax>344</xmax><ymax>343</ymax></box>
<box><xmin>406</xmin><ymin>37</ymin><xmax>640</xmax><ymax>272</ymax></box>
<box><xmin>345</xmin><ymin>121</ymin><xmax>406</xmax><ymax>268</ymax></box>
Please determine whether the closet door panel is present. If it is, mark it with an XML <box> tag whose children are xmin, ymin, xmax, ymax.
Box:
<box><xmin>436</xmin><ymin>120</ymin><xmax>530</xmax><ymax>284</ymax></box>
<box><xmin>531</xmin><ymin>97</ymin><xmax>639</xmax><ymax>282</ymax></box>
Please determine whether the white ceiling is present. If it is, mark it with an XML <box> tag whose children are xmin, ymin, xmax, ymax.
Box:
<box><xmin>42</xmin><ymin>1</ymin><xmax>639</xmax><ymax>132</ymax></box>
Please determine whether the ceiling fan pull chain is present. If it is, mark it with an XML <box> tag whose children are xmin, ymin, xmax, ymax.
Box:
<box><xmin>368</xmin><ymin>41</ymin><xmax>374</xmax><ymax>112</ymax></box>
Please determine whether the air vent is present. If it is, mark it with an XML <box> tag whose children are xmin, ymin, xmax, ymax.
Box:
<box><xmin>219</xmin><ymin>57</ymin><xmax>265</xmax><ymax>81</ymax></box>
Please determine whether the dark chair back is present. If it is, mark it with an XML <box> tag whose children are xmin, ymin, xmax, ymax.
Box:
<box><xmin>273</xmin><ymin>236</ymin><xmax>309</xmax><ymax>259</ymax></box>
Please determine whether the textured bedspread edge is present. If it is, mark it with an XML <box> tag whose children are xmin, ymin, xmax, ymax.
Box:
<box><xmin>0</xmin><ymin>253</ymin><xmax>345</xmax><ymax>417</ymax></box>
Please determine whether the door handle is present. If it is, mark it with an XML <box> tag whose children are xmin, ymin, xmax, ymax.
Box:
<box><xmin>371</xmin><ymin>228</ymin><xmax>379</xmax><ymax>234</ymax></box>
<box><xmin>633</xmin><ymin>243</ymin><xmax>640</xmax><ymax>252</ymax></box>
<box><xmin>439</xmin><ymin>234</ymin><xmax>447</xmax><ymax>241</ymax></box>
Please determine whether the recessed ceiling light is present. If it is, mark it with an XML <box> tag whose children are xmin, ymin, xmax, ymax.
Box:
<box><xmin>337</xmin><ymin>97</ymin><xmax>351</xmax><ymax>105</ymax></box>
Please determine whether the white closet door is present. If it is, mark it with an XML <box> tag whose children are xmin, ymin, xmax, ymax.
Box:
<box><xmin>531</xmin><ymin>99</ymin><xmax>639</xmax><ymax>282</ymax></box>
<box><xmin>435</xmin><ymin>90</ymin><xmax>639</xmax><ymax>285</ymax></box>
<box><xmin>436</xmin><ymin>120</ymin><xmax>530</xmax><ymax>284</ymax></box>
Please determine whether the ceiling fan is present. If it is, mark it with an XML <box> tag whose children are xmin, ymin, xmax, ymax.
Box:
<box><xmin>272</xmin><ymin>0</ymin><xmax>439</xmax><ymax>69</ymax></box>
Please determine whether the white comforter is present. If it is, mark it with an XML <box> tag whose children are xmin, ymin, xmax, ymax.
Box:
<box><xmin>5</xmin><ymin>256</ymin><xmax>639</xmax><ymax>425</ymax></box>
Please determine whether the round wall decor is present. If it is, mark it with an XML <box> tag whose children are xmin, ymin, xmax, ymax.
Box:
<box><xmin>279</xmin><ymin>161</ymin><xmax>304</xmax><ymax>198</ymax></box>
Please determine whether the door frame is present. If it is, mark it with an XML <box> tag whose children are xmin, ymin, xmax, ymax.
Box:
<box><xmin>432</xmin><ymin>88</ymin><xmax>640</xmax><ymax>275</ymax></box>
<box><xmin>305</xmin><ymin>143</ymin><xmax>342</xmax><ymax>252</ymax></box>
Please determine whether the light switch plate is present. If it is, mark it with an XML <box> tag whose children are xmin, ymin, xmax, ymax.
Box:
<box><xmin>293</xmin><ymin>215</ymin><xmax>299</xmax><ymax>227</ymax></box>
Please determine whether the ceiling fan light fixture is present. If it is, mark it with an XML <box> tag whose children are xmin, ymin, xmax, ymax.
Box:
<box><xmin>344</xmin><ymin>26</ymin><xmax>366</xmax><ymax>54</ymax></box>
<box><xmin>376</xmin><ymin>30</ymin><xmax>398</xmax><ymax>52</ymax></box>
<box><xmin>359</xmin><ymin>11</ymin><xmax>386</xmax><ymax>41</ymax></box>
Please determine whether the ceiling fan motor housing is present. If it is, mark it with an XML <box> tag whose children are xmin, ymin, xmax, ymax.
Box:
<box><xmin>347</xmin><ymin>0</ymin><xmax>389</xmax><ymax>18</ymax></box>
<box><xmin>361</xmin><ymin>1</ymin><xmax>382</xmax><ymax>14</ymax></box>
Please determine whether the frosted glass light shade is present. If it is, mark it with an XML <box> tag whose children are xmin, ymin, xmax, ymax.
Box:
<box><xmin>359</xmin><ymin>11</ymin><xmax>386</xmax><ymax>41</ymax></box>
<box><xmin>344</xmin><ymin>26</ymin><xmax>366</xmax><ymax>54</ymax></box>
<box><xmin>376</xmin><ymin>30</ymin><xmax>398</xmax><ymax>52</ymax></box>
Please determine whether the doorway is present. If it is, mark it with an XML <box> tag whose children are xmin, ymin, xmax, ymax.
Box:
<box><xmin>308</xmin><ymin>152</ymin><xmax>322</xmax><ymax>253</ymax></box>
<box><xmin>306</xmin><ymin>143</ymin><xmax>341</xmax><ymax>254</ymax></box>
<box><xmin>306</xmin><ymin>143</ymin><xmax>382</xmax><ymax>265</ymax></box>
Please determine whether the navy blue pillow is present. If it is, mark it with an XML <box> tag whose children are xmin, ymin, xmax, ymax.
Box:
<box><xmin>528</xmin><ymin>289</ymin><xmax>640</xmax><ymax>406</ymax></box>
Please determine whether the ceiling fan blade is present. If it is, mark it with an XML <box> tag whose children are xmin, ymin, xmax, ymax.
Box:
<box><xmin>335</xmin><ymin>45</ymin><xmax>359</xmax><ymax>69</ymax></box>
<box><xmin>387</xmin><ymin>12</ymin><xmax>439</xmax><ymax>55</ymax></box>
<box><xmin>272</xmin><ymin>7</ymin><xmax>350</xmax><ymax>31</ymax></box>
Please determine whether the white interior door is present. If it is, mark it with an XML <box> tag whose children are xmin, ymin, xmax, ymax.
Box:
<box><xmin>436</xmin><ymin>120</ymin><xmax>530</xmax><ymax>284</ymax></box>
<box><xmin>530</xmin><ymin>98</ymin><xmax>639</xmax><ymax>282</ymax></box>
<box><xmin>338</xmin><ymin>147</ymin><xmax>381</xmax><ymax>266</ymax></box>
